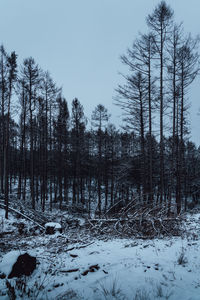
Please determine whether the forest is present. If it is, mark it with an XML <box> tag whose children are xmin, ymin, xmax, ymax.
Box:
<box><xmin>1</xmin><ymin>2</ymin><xmax>200</xmax><ymax>299</ymax></box>
<box><xmin>0</xmin><ymin>1</ymin><xmax>200</xmax><ymax>221</ymax></box>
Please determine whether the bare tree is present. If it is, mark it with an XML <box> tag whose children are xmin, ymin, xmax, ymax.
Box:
<box><xmin>0</xmin><ymin>46</ymin><xmax>8</xmax><ymax>195</ymax></box>
<box><xmin>92</xmin><ymin>104</ymin><xmax>110</xmax><ymax>217</ymax></box>
<box><xmin>167</xmin><ymin>23</ymin><xmax>184</xmax><ymax>213</ymax></box>
<box><xmin>116</xmin><ymin>72</ymin><xmax>148</xmax><ymax>202</ymax></box>
<box><xmin>71</xmin><ymin>98</ymin><xmax>86</xmax><ymax>205</ymax></box>
<box><xmin>147</xmin><ymin>0</ymin><xmax>174</xmax><ymax>203</ymax></box>
<box><xmin>121</xmin><ymin>33</ymin><xmax>156</xmax><ymax>202</ymax></box>
<box><xmin>4</xmin><ymin>51</ymin><xmax>17</xmax><ymax>218</ymax></box>
<box><xmin>53</xmin><ymin>97</ymin><xmax>69</xmax><ymax>209</ymax></box>
<box><xmin>175</xmin><ymin>35</ymin><xmax>200</xmax><ymax>213</ymax></box>
<box><xmin>40</xmin><ymin>71</ymin><xmax>60</xmax><ymax>211</ymax></box>
<box><xmin>21</xmin><ymin>57</ymin><xmax>41</xmax><ymax>209</ymax></box>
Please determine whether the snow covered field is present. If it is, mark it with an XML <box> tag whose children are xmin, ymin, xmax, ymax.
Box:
<box><xmin>1</xmin><ymin>209</ymin><xmax>200</xmax><ymax>299</ymax></box>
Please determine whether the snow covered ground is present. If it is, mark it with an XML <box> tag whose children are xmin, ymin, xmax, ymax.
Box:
<box><xmin>0</xmin><ymin>208</ymin><xmax>200</xmax><ymax>299</ymax></box>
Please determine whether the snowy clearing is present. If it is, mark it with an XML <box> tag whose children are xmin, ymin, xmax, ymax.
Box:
<box><xmin>0</xmin><ymin>209</ymin><xmax>200</xmax><ymax>299</ymax></box>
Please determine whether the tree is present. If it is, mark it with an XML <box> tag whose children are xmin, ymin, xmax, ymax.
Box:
<box><xmin>92</xmin><ymin>104</ymin><xmax>110</xmax><ymax>217</ymax></box>
<box><xmin>116</xmin><ymin>71</ymin><xmax>148</xmax><ymax>202</ymax></box>
<box><xmin>4</xmin><ymin>51</ymin><xmax>17</xmax><ymax>218</ymax></box>
<box><xmin>40</xmin><ymin>71</ymin><xmax>60</xmax><ymax>210</ymax></box>
<box><xmin>120</xmin><ymin>33</ymin><xmax>156</xmax><ymax>202</ymax></box>
<box><xmin>17</xmin><ymin>79</ymin><xmax>28</xmax><ymax>201</ymax></box>
<box><xmin>0</xmin><ymin>46</ymin><xmax>17</xmax><ymax>218</ymax></box>
<box><xmin>147</xmin><ymin>0</ymin><xmax>174</xmax><ymax>203</ymax></box>
<box><xmin>53</xmin><ymin>97</ymin><xmax>69</xmax><ymax>209</ymax></box>
<box><xmin>0</xmin><ymin>45</ymin><xmax>8</xmax><ymax>195</ymax></box>
<box><xmin>166</xmin><ymin>23</ymin><xmax>183</xmax><ymax>212</ymax></box>
<box><xmin>107</xmin><ymin>124</ymin><xmax>118</xmax><ymax>207</ymax></box>
<box><xmin>71</xmin><ymin>98</ymin><xmax>86</xmax><ymax>205</ymax></box>
<box><xmin>175</xmin><ymin>35</ymin><xmax>199</xmax><ymax>213</ymax></box>
<box><xmin>21</xmin><ymin>57</ymin><xmax>41</xmax><ymax>209</ymax></box>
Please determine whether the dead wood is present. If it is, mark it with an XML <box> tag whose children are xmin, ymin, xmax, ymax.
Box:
<box><xmin>86</xmin><ymin>202</ymin><xmax>183</xmax><ymax>238</ymax></box>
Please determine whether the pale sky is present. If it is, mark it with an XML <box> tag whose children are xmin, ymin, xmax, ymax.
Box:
<box><xmin>0</xmin><ymin>0</ymin><xmax>199</xmax><ymax>145</ymax></box>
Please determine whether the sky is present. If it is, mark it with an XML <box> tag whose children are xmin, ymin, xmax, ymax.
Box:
<box><xmin>0</xmin><ymin>0</ymin><xmax>199</xmax><ymax>145</ymax></box>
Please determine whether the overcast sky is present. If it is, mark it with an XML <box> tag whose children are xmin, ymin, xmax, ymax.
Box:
<box><xmin>0</xmin><ymin>0</ymin><xmax>199</xmax><ymax>144</ymax></box>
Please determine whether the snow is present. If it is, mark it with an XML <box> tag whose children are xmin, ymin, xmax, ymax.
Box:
<box><xmin>45</xmin><ymin>222</ymin><xmax>62</xmax><ymax>229</ymax></box>
<box><xmin>50</xmin><ymin>237</ymin><xmax>200</xmax><ymax>300</ymax></box>
<box><xmin>0</xmin><ymin>208</ymin><xmax>16</xmax><ymax>233</ymax></box>
<box><xmin>0</xmin><ymin>250</ymin><xmax>24</xmax><ymax>277</ymax></box>
<box><xmin>1</xmin><ymin>210</ymin><xmax>200</xmax><ymax>299</ymax></box>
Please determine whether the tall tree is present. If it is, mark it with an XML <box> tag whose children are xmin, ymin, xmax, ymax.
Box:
<box><xmin>4</xmin><ymin>51</ymin><xmax>17</xmax><ymax>218</ymax></box>
<box><xmin>147</xmin><ymin>0</ymin><xmax>174</xmax><ymax>203</ymax></box>
<box><xmin>175</xmin><ymin>35</ymin><xmax>200</xmax><ymax>213</ymax></box>
<box><xmin>40</xmin><ymin>71</ymin><xmax>60</xmax><ymax>210</ymax></box>
<box><xmin>116</xmin><ymin>72</ymin><xmax>148</xmax><ymax>202</ymax></box>
<box><xmin>120</xmin><ymin>33</ymin><xmax>156</xmax><ymax>202</ymax></box>
<box><xmin>21</xmin><ymin>57</ymin><xmax>40</xmax><ymax>209</ymax></box>
<box><xmin>0</xmin><ymin>46</ymin><xmax>8</xmax><ymax>195</ymax></box>
<box><xmin>71</xmin><ymin>98</ymin><xmax>86</xmax><ymax>205</ymax></box>
<box><xmin>17</xmin><ymin>79</ymin><xmax>29</xmax><ymax>201</ymax></box>
<box><xmin>166</xmin><ymin>23</ymin><xmax>184</xmax><ymax>213</ymax></box>
<box><xmin>92</xmin><ymin>104</ymin><xmax>110</xmax><ymax>217</ymax></box>
<box><xmin>54</xmin><ymin>97</ymin><xmax>69</xmax><ymax>209</ymax></box>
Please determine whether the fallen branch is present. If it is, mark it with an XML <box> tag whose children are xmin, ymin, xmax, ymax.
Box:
<box><xmin>66</xmin><ymin>242</ymin><xmax>94</xmax><ymax>252</ymax></box>
<box><xmin>60</xmin><ymin>268</ymin><xmax>79</xmax><ymax>273</ymax></box>
<box><xmin>0</xmin><ymin>202</ymin><xmax>45</xmax><ymax>230</ymax></box>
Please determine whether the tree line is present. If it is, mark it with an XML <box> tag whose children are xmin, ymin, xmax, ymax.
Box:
<box><xmin>116</xmin><ymin>1</ymin><xmax>200</xmax><ymax>215</ymax></box>
<box><xmin>0</xmin><ymin>1</ymin><xmax>200</xmax><ymax>218</ymax></box>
